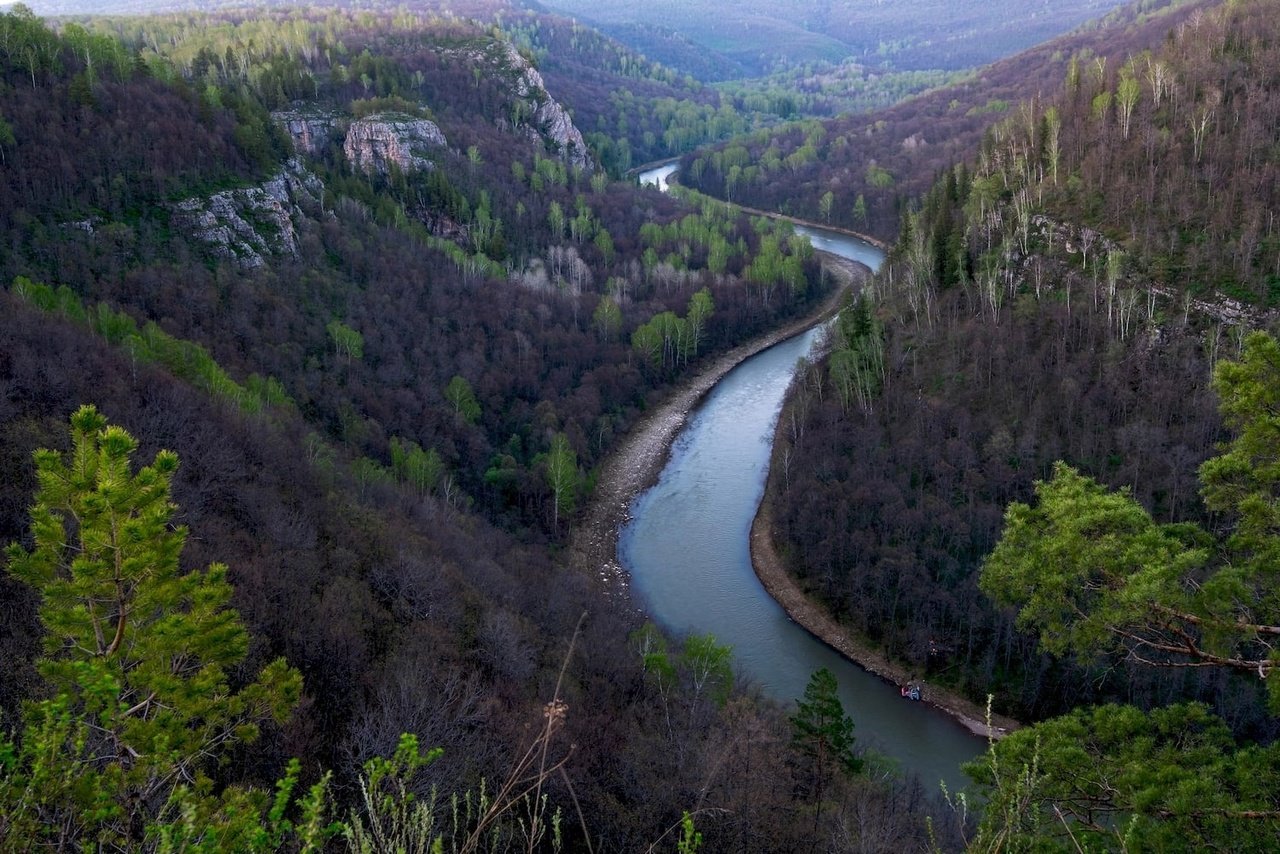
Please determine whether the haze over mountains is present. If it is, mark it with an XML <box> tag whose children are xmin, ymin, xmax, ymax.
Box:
<box><xmin>538</xmin><ymin>0</ymin><xmax>1132</xmax><ymax>74</ymax></box>
<box><xmin>26</xmin><ymin>0</ymin><xmax>1134</xmax><ymax>77</ymax></box>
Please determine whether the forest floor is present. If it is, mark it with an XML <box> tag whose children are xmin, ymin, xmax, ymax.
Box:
<box><xmin>573</xmin><ymin>248</ymin><xmax>1021</xmax><ymax>742</ymax></box>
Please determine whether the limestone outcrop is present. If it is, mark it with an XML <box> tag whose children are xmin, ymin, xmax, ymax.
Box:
<box><xmin>457</xmin><ymin>41</ymin><xmax>594</xmax><ymax>171</ymax></box>
<box><xmin>271</xmin><ymin>110</ymin><xmax>340</xmax><ymax>157</ymax></box>
<box><xmin>503</xmin><ymin>44</ymin><xmax>592</xmax><ymax>170</ymax></box>
<box><xmin>342</xmin><ymin>114</ymin><xmax>447</xmax><ymax>175</ymax></box>
<box><xmin>170</xmin><ymin>158</ymin><xmax>323</xmax><ymax>269</ymax></box>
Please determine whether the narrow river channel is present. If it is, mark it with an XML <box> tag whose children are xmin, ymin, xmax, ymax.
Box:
<box><xmin>624</xmin><ymin>164</ymin><xmax>983</xmax><ymax>791</ymax></box>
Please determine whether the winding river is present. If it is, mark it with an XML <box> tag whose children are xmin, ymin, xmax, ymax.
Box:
<box><xmin>626</xmin><ymin>164</ymin><xmax>982</xmax><ymax>790</ymax></box>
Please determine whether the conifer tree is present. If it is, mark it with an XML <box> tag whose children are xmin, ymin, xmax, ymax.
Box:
<box><xmin>971</xmin><ymin>332</ymin><xmax>1280</xmax><ymax>848</ymax></box>
<box><xmin>790</xmin><ymin>667</ymin><xmax>862</xmax><ymax>826</ymax></box>
<box><xmin>0</xmin><ymin>405</ymin><xmax>312</xmax><ymax>850</ymax></box>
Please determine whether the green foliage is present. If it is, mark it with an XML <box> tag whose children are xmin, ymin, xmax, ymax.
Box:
<box><xmin>390</xmin><ymin>437</ymin><xmax>445</xmax><ymax>496</ymax></box>
<box><xmin>0</xmin><ymin>4</ymin><xmax>63</xmax><ymax>86</ymax></box>
<box><xmin>350</xmin><ymin>95</ymin><xmax>429</xmax><ymax>120</ymax></box>
<box><xmin>818</xmin><ymin>190</ymin><xmax>834</xmax><ymax>223</ymax></box>
<box><xmin>788</xmin><ymin>667</ymin><xmax>862</xmax><ymax>831</ymax></box>
<box><xmin>828</xmin><ymin>294</ymin><xmax>885</xmax><ymax>414</ymax></box>
<box><xmin>444</xmin><ymin>375</ymin><xmax>481</xmax><ymax>425</ymax></box>
<box><xmin>972</xmin><ymin>333</ymin><xmax>1280</xmax><ymax>845</ymax></box>
<box><xmin>966</xmin><ymin>704</ymin><xmax>1280</xmax><ymax>851</ymax></box>
<box><xmin>790</xmin><ymin>668</ymin><xmax>863</xmax><ymax>781</ymax></box>
<box><xmin>633</xmin><ymin>625</ymin><xmax>732</xmax><ymax>709</ymax></box>
<box><xmin>980</xmin><ymin>460</ymin><xmax>1209</xmax><ymax>661</ymax></box>
<box><xmin>685</xmin><ymin>287</ymin><xmax>714</xmax><ymax>357</ymax></box>
<box><xmin>634</xmin><ymin>623</ymin><xmax>678</xmax><ymax>693</ymax></box>
<box><xmin>345</xmin><ymin>734</ymin><xmax>449</xmax><ymax>854</ymax></box>
<box><xmin>1199</xmin><ymin>331</ymin><xmax>1280</xmax><ymax>576</ymax></box>
<box><xmin>0</xmin><ymin>406</ymin><xmax>311</xmax><ymax>850</ymax></box>
<box><xmin>327</xmin><ymin>319</ymin><xmax>365</xmax><ymax>362</ymax></box>
<box><xmin>591</xmin><ymin>294</ymin><xmax>622</xmax><ymax>342</ymax></box>
<box><xmin>676</xmin><ymin>811</ymin><xmax>703</xmax><ymax>854</ymax></box>
<box><xmin>865</xmin><ymin>164</ymin><xmax>895</xmax><ymax>189</ymax></box>
<box><xmin>981</xmin><ymin>334</ymin><xmax>1280</xmax><ymax>705</ymax></box>
<box><xmin>9</xmin><ymin>277</ymin><xmax>295</xmax><ymax>415</ymax></box>
<box><xmin>345</xmin><ymin>724</ymin><xmax>569</xmax><ymax>854</ymax></box>
<box><xmin>679</xmin><ymin>633</ymin><xmax>732</xmax><ymax>707</ymax></box>
<box><xmin>541</xmin><ymin>432</ymin><xmax>580</xmax><ymax>527</ymax></box>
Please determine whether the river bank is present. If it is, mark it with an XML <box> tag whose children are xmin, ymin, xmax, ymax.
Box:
<box><xmin>571</xmin><ymin>242</ymin><xmax>1018</xmax><ymax>742</ymax></box>
<box><xmin>746</xmin><ymin>268</ymin><xmax>1020</xmax><ymax>739</ymax></box>
<box><xmin>750</xmin><ymin>499</ymin><xmax>1020</xmax><ymax>740</ymax></box>
<box><xmin>567</xmin><ymin>252</ymin><xmax>861</xmax><ymax>587</ymax></box>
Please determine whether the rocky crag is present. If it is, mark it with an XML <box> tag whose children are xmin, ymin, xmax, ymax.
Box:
<box><xmin>271</xmin><ymin>110</ymin><xmax>340</xmax><ymax>157</ymax></box>
<box><xmin>342</xmin><ymin>114</ymin><xmax>448</xmax><ymax>175</ymax></box>
<box><xmin>170</xmin><ymin>158</ymin><xmax>324</xmax><ymax>269</ymax></box>
<box><xmin>454</xmin><ymin>41</ymin><xmax>594</xmax><ymax>171</ymax></box>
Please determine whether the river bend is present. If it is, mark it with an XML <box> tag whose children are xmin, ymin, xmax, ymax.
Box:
<box><xmin>624</xmin><ymin>166</ymin><xmax>982</xmax><ymax>790</ymax></box>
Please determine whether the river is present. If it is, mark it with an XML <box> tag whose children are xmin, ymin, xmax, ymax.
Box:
<box><xmin>626</xmin><ymin>165</ymin><xmax>983</xmax><ymax>791</ymax></box>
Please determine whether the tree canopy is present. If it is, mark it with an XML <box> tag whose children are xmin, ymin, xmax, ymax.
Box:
<box><xmin>981</xmin><ymin>332</ymin><xmax>1280</xmax><ymax>708</ymax></box>
<box><xmin>969</xmin><ymin>332</ymin><xmax>1280</xmax><ymax>849</ymax></box>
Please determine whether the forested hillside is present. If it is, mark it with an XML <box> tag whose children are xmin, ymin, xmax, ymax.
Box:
<box><xmin>680</xmin><ymin>0</ymin><xmax>1212</xmax><ymax>241</ymax></box>
<box><xmin>11</xmin><ymin>0</ymin><xmax>1280</xmax><ymax>847</ymax></box>
<box><xmin>765</xmin><ymin>0</ymin><xmax>1280</xmax><ymax>837</ymax></box>
<box><xmin>539</xmin><ymin>0</ymin><xmax>1131</xmax><ymax>75</ymax></box>
<box><xmin>0</xmin><ymin>5</ymin><xmax>945</xmax><ymax>850</ymax></box>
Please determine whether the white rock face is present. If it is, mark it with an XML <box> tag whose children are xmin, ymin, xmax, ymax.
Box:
<box><xmin>458</xmin><ymin>41</ymin><xmax>593</xmax><ymax>171</ymax></box>
<box><xmin>271</xmin><ymin>110</ymin><xmax>340</xmax><ymax>157</ymax></box>
<box><xmin>342</xmin><ymin>114</ymin><xmax>447</xmax><ymax>175</ymax></box>
<box><xmin>501</xmin><ymin>43</ymin><xmax>593</xmax><ymax>170</ymax></box>
<box><xmin>171</xmin><ymin>158</ymin><xmax>323</xmax><ymax>269</ymax></box>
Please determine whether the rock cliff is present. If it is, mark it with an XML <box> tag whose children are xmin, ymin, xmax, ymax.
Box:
<box><xmin>342</xmin><ymin>113</ymin><xmax>447</xmax><ymax>175</ymax></box>
<box><xmin>463</xmin><ymin>41</ymin><xmax>594</xmax><ymax>171</ymax></box>
<box><xmin>271</xmin><ymin>110</ymin><xmax>340</xmax><ymax>157</ymax></box>
<box><xmin>170</xmin><ymin>158</ymin><xmax>324</xmax><ymax>269</ymax></box>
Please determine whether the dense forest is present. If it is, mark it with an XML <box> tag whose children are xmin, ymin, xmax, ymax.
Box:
<box><xmin>679</xmin><ymin>0</ymin><xmax>1213</xmax><ymax>241</ymax></box>
<box><xmin>7</xmin><ymin>0</ymin><xmax>1280</xmax><ymax>848</ymax></box>
<box><xmin>0</xmin><ymin>4</ymin><xmax>949</xmax><ymax>851</ymax></box>
<box><xmin>763</xmin><ymin>0</ymin><xmax>1280</xmax><ymax>843</ymax></box>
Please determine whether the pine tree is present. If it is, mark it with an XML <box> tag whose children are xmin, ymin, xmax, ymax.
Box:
<box><xmin>971</xmin><ymin>332</ymin><xmax>1280</xmax><ymax>848</ymax></box>
<box><xmin>790</xmin><ymin>667</ymin><xmax>862</xmax><ymax>827</ymax></box>
<box><xmin>0</xmin><ymin>405</ymin><xmax>312</xmax><ymax>850</ymax></box>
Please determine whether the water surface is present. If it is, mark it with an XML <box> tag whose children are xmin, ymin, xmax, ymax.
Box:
<box><xmin>623</xmin><ymin>166</ymin><xmax>983</xmax><ymax>791</ymax></box>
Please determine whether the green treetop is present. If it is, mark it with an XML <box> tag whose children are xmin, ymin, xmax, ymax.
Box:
<box><xmin>790</xmin><ymin>667</ymin><xmax>862</xmax><ymax>829</ymax></box>
<box><xmin>969</xmin><ymin>332</ymin><xmax>1280</xmax><ymax>849</ymax></box>
<box><xmin>0</xmin><ymin>405</ymin><xmax>309</xmax><ymax>851</ymax></box>
<box><xmin>981</xmin><ymin>331</ymin><xmax>1280</xmax><ymax>706</ymax></box>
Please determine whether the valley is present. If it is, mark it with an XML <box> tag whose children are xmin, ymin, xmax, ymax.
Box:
<box><xmin>1</xmin><ymin>0</ymin><xmax>1279</xmax><ymax>851</ymax></box>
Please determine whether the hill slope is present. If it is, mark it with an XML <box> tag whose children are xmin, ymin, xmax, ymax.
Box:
<box><xmin>539</xmin><ymin>0</ymin><xmax>1132</xmax><ymax>74</ymax></box>
<box><xmin>680</xmin><ymin>0</ymin><xmax>1213</xmax><ymax>240</ymax></box>
<box><xmin>768</xmin><ymin>0</ymin><xmax>1280</xmax><ymax>736</ymax></box>
<box><xmin>0</xmin><ymin>6</ymin><xmax>942</xmax><ymax>850</ymax></box>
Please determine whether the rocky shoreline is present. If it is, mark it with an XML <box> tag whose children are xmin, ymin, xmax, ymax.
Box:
<box><xmin>750</xmin><ymin>500</ymin><xmax>1019</xmax><ymax>740</ymax></box>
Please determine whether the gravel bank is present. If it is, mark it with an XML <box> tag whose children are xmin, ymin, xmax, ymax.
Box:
<box><xmin>569</xmin><ymin>249</ymin><xmax>1020</xmax><ymax>741</ymax></box>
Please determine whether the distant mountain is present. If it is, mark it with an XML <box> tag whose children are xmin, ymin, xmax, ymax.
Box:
<box><xmin>681</xmin><ymin>0</ymin><xmax>1212</xmax><ymax>240</ymax></box>
<box><xmin>539</xmin><ymin>0</ymin><xmax>1133</xmax><ymax>74</ymax></box>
